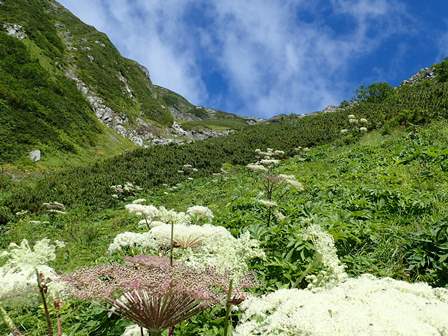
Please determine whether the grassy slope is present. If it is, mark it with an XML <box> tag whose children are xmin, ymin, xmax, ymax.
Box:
<box><xmin>1</xmin><ymin>120</ymin><xmax>447</xmax><ymax>334</ymax></box>
<box><xmin>0</xmin><ymin>0</ymin><xmax>242</xmax><ymax>166</ymax></box>
<box><xmin>0</xmin><ymin>0</ymin><xmax>136</xmax><ymax>165</ymax></box>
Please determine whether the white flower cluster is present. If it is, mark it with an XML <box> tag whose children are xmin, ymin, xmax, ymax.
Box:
<box><xmin>42</xmin><ymin>201</ymin><xmax>66</xmax><ymax>215</ymax></box>
<box><xmin>111</xmin><ymin>182</ymin><xmax>142</xmax><ymax>199</ymax></box>
<box><xmin>151</xmin><ymin>223</ymin><xmax>231</xmax><ymax>249</ymax></box>
<box><xmin>235</xmin><ymin>274</ymin><xmax>448</xmax><ymax>336</ymax></box>
<box><xmin>341</xmin><ymin>114</ymin><xmax>368</xmax><ymax>134</ymax></box>
<box><xmin>246</xmin><ymin>148</ymin><xmax>286</xmax><ymax>172</ymax></box>
<box><xmin>186</xmin><ymin>205</ymin><xmax>214</xmax><ymax>224</ymax></box>
<box><xmin>122</xmin><ymin>325</ymin><xmax>147</xmax><ymax>336</ymax></box>
<box><xmin>107</xmin><ymin>231</ymin><xmax>158</xmax><ymax>255</ymax></box>
<box><xmin>278</xmin><ymin>174</ymin><xmax>304</xmax><ymax>191</ymax></box>
<box><xmin>258</xmin><ymin>199</ymin><xmax>278</xmax><ymax>208</ymax></box>
<box><xmin>126</xmin><ymin>203</ymin><xmax>213</xmax><ymax>225</ymax></box>
<box><xmin>0</xmin><ymin>239</ymin><xmax>65</xmax><ymax>304</ymax></box>
<box><xmin>113</xmin><ymin>203</ymin><xmax>264</xmax><ymax>280</ymax></box>
<box><xmin>246</xmin><ymin>164</ymin><xmax>268</xmax><ymax>173</ymax></box>
<box><xmin>303</xmin><ymin>224</ymin><xmax>347</xmax><ymax>289</ymax></box>
<box><xmin>183</xmin><ymin>231</ymin><xmax>265</xmax><ymax>282</ymax></box>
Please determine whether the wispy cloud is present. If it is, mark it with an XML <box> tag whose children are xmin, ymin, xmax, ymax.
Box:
<box><xmin>59</xmin><ymin>0</ymin><xmax>411</xmax><ymax>117</ymax></box>
<box><xmin>437</xmin><ymin>31</ymin><xmax>448</xmax><ymax>60</ymax></box>
<box><xmin>59</xmin><ymin>0</ymin><xmax>207</xmax><ymax>104</ymax></box>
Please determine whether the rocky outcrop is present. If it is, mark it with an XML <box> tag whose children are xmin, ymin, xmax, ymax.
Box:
<box><xmin>169</xmin><ymin>122</ymin><xmax>234</xmax><ymax>141</ymax></box>
<box><xmin>322</xmin><ymin>105</ymin><xmax>338</xmax><ymax>113</ymax></box>
<box><xmin>401</xmin><ymin>67</ymin><xmax>435</xmax><ymax>86</ymax></box>
<box><xmin>29</xmin><ymin>149</ymin><xmax>41</xmax><ymax>162</ymax></box>
<box><xmin>118</xmin><ymin>71</ymin><xmax>134</xmax><ymax>99</ymax></box>
<box><xmin>3</xmin><ymin>23</ymin><xmax>26</xmax><ymax>40</ymax></box>
<box><xmin>169</xmin><ymin>106</ymin><xmax>201</xmax><ymax>121</ymax></box>
<box><xmin>65</xmin><ymin>69</ymin><xmax>152</xmax><ymax>146</ymax></box>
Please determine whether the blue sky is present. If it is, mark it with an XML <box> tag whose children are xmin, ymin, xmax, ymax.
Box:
<box><xmin>58</xmin><ymin>0</ymin><xmax>448</xmax><ymax>118</ymax></box>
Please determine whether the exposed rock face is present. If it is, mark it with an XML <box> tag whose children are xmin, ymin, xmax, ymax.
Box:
<box><xmin>3</xmin><ymin>23</ymin><xmax>26</xmax><ymax>40</ymax></box>
<box><xmin>322</xmin><ymin>105</ymin><xmax>338</xmax><ymax>113</ymax></box>
<box><xmin>169</xmin><ymin>106</ymin><xmax>201</xmax><ymax>121</ymax></box>
<box><xmin>29</xmin><ymin>149</ymin><xmax>41</xmax><ymax>162</ymax></box>
<box><xmin>401</xmin><ymin>67</ymin><xmax>435</xmax><ymax>86</ymax></box>
<box><xmin>118</xmin><ymin>72</ymin><xmax>134</xmax><ymax>99</ymax></box>
<box><xmin>169</xmin><ymin>122</ymin><xmax>234</xmax><ymax>141</ymax></box>
<box><xmin>65</xmin><ymin>69</ymin><xmax>151</xmax><ymax>146</ymax></box>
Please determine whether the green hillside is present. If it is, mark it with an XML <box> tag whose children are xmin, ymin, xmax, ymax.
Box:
<box><xmin>0</xmin><ymin>0</ymin><xmax>245</xmax><ymax>166</ymax></box>
<box><xmin>2</xmin><ymin>1</ymin><xmax>448</xmax><ymax>335</ymax></box>
<box><xmin>2</xmin><ymin>116</ymin><xmax>448</xmax><ymax>334</ymax></box>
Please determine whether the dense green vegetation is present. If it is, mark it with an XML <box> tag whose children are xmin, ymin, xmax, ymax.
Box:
<box><xmin>0</xmin><ymin>31</ymin><xmax>101</xmax><ymax>162</ymax></box>
<box><xmin>2</xmin><ymin>118</ymin><xmax>448</xmax><ymax>334</ymax></box>
<box><xmin>2</xmin><ymin>1</ymin><xmax>448</xmax><ymax>334</ymax></box>
<box><xmin>3</xmin><ymin>67</ymin><xmax>448</xmax><ymax>214</ymax></box>
<box><xmin>0</xmin><ymin>0</ymin><xmax>244</xmax><ymax>165</ymax></box>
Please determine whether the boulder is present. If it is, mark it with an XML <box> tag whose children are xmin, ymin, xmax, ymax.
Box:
<box><xmin>29</xmin><ymin>149</ymin><xmax>41</xmax><ymax>162</ymax></box>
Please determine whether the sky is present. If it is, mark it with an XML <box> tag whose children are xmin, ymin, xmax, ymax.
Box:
<box><xmin>58</xmin><ymin>0</ymin><xmax>448</xmax><ymax>118</ymax></box>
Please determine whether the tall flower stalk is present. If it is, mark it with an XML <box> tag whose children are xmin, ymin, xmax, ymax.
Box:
<box><xmin>247</xmin><ymin>148</ymin><xmax>304</xmax><ymax>226</ymax></box>
<box><xmin>36</xmin><ymin>270</ymin><xmax>54</xmax><ymax>336</ymax></box>
<box><xmin>223</xmin><ymin>279</ymin><xmax>234</xmax><ymax>336</ymax></box>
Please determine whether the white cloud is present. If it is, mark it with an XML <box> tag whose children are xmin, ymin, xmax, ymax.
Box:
<box><xmin>59</xmin><ymin>0</ymin><xmax>410</xmax><ymax>117</ymax></box>
<box><xmin>198</xmin><ymin>0</ymin><xmax>410</xmax><ymax>117</ymax></box>
<box><xmin>59</xmin><ymin>0</ymin><xmax>206</xmax><ymax>104</ymax></box>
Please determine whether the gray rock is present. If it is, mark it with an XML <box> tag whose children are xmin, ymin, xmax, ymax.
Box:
<box><xmin>29</xmin><ymin>149</ymin><xmax>41</xmax><ymax>162</ymax></box>
<box><xmin>3</xmin><ymin>23</ymin><xmax>26</xmax><ymax>40</ymax></box>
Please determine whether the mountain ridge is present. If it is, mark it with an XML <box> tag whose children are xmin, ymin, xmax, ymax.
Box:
<box><xmin>0</xmin><ymin>0</ymin><xmax>249</xmax><ymax>165</ymax></box>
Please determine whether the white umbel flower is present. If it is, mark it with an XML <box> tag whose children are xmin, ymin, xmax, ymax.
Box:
<box><xmin>246</xmin><ymin>164</ymin><xmax>268</xmax><ymax>173</ymax></box>
<box><xmin>303</xmin><ymin>224</ymin><xmax>347</xmax><ymax>288</ymax></box>
<box><xmin>258</xmin><ymin>199</ymin><xmax>278</xmax><ymax>208</ymax></box>
<box><xmin>0</xmin><ymin>239</ymin><xmax>64</xmax><ymax>304</ymax></box>
<box><xmin>122</xmin><ymin>324</ymin><xmax>147</xmax><ymax>336</ymax></box>
<box><xmin>108</xmin><ymin>232</ymin><xmax>158</xmax><ymax>254</ymax></box>
<box><xmin>186</xmin><ymin>206</ymin><xmax>214</xmax><ymax>224</ymax></box>
<box><xmin>235</xmin><ymin>275</ymin><xmax>448</xmax><ymax>336</ymax></box>
<box><xmin>278</xmin><ymin>174</ymin><xmax>304</xmax><ymax>191</ymax></box>
<box><xmin>150</xmin><ymin>223</ymin><xmax>231</xmax><ymax>249</ymax></box>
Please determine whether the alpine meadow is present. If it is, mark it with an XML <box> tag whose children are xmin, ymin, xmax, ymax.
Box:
<box><xmin>1</xmin><ymin>0</ymin><xmax>448</xmax><ymax>335</ymax></box>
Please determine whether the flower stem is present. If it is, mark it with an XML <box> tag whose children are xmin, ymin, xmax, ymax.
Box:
<box><xmin>223</xmin><ymin>279</ymin><xmax>234</xmax><ymax>336</ymax></box>
<box><xmin>54</xmin><ymin>300</ymin><xmax>63</xmax><ymax>336</ymax></box>
<box><xmin>0</xmin><ymin>303</ymin><xmax>23</xmax><ymax>336</ymax></box>
<box><xmin>170</xmin><ymin>222</ymin><xmax>174</xmax><ymax>267</ymax></box>
<box><xmin>36</xmin><ymin>270</ymin><xmax>54</xmax><ymax>336</ymax></box>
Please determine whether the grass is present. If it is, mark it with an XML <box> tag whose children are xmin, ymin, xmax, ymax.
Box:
<box><xmin>181</xmin><ymin>119</ymin><xmax>248</xmax><ymax>130</ymax></box>
<box><xmin>2</xmin><ymin>119</ymin><xmax>448</xmax><ymax>334</ymax></box>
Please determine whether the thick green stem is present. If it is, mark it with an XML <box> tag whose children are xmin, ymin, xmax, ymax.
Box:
<box><xmin>149</xmin><ymin>331</ymin><xmax>162</xmax><ymax>336</ymax></box>
<box><xmin>0</xmin><ymin>303</ymin><xmax>23</xmax><ymax>336</ymax></box>
<box><xmin>223</xmin><ymin>279</ymin><xmax>234</xmax><ymax>336</ymax></box>
<box><xmin>36</xmin><ymin>270</ymin><xmax>54</xmax><ymax>336</ymax></box>
<box><xmin>266</xmin><ymin>208</ymin><xmax>272</xmax><ymax>226</ymax></box>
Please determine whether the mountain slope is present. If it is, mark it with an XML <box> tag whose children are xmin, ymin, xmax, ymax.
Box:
<box><xmin>2</xmin><ymin>118</ymin><xmax>448</xmax><ymax>334</ymax></box>
<box><xmin>0</xmin><ymin>0</ymin><xmax>247</xmax><ymax>165</ymax></box>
